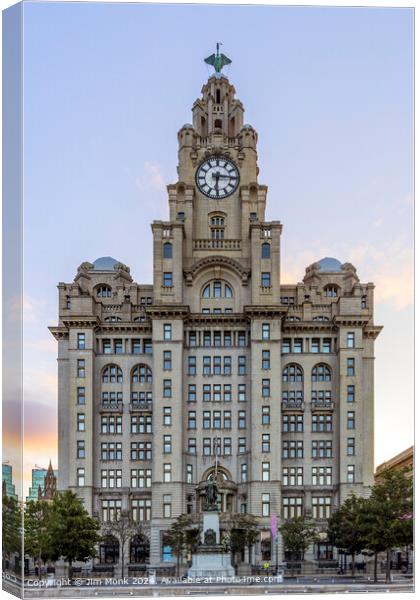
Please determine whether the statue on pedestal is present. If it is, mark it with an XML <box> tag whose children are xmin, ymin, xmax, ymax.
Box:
<box><xmin>204</xmin><ymin>478</ymin><xmax>218</xmax><ymax>511</ymax></box>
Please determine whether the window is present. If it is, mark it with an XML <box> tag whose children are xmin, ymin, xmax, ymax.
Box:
<box><xmin>188</xmin><ymin>411</ymin><xmax>196</xmax><ymax>429</ymax></box>
<box><xmin>189</xmin><ymin>332</ymin><xmax>197</xmax><ymax>347</ymax></box>
<box><xmin>77</xmin><ymin>359</ymin><xmax>86</xmax><ymax>378</ymax></box>
<box><xmin>312</xmin><ymin>414</ymin><xmax>333</xmax><ymax>432</ymax></box>
<box><xmin>131</xmin><ymin>498</ymin><xmax>151</xmax><ymax>522</ymax></box>
<box><xmin>312</xmin><ymin>466</ymin><xmax>332</xmax><ymax>486</ymax></box>
<box><xmin>163</xmin><ymin>407</ymin><xmax>172</xmax><ymax>426</ymax></box>
<box><xmin>202</xmin><ymin>280</ymin><xmax>233</xmax><ymax>298</ymax></box>
<box><xmin>262</xmin><ymin>493</ymin><xmax>270</xmax><ymax>516</ymax></box>
<box><xmin>238</xmin><ymin>331</ymin><xmax>247</xmax><ymax>347</ymax></box>
<box><xmin>163</xmin><ymin>495</ymin><xmax>172</xmax><ymax>518</ymax></box>
<box><xmin>282</xmin><ymin>414</ymin><xmax>304</xmax><ymax>433</ymax></box>
<box><xmin>102</xmin><ymin>339</ymin><xmax>112</xmax><ymax>354</ymax></box>
<box><xmin>361</xmin><ymin>295</ymin><xmax>367</xmax><ymax>309</ymax></box>
<box><xmin>262</xmin><ymin>434</ymin><xmax>270</xmax><ymax>453</ymax></box>
<box><xmin>261</xmin><ymin>243</ymin><xmax>271</xmax><ymax>259</ymax></box>
<box><xmin>77</xmin><ymin>440</ymin><xmax>85</xmax><ymax>459</ymax></box>
<box><xmin>322</xmin><ymin>338</ymin><xmax>331</xmax><ymax>353</ymax></box>
<box><xmin>262</xmin><ymin>323</ymin><xmax>270</xmax><ymax>340</ymax></box>
<box><xmin>163</xmin><ymin>379</ymin><xmax>172</xmax><ymax>398</ymax></box>
<box><xmin>223</xmin><ymin>410</ymin><xmax>232</xmax><ymax>429</ymax></box>
<box><xmin>213</xmin><ymin>411</ymin><xmax>221</xmax><ymax>429</ymax></box>
<box><xmin>261</xmin><ymin>272</ymin><xmax>271</xmax><ymax>288</ymax></box>
<box><xmin>203</xmin><ymin>438</ymin><xmax>211</xmax><ymax>456</ymax></box>
<box><xmin>77</xmin><ymin>333</ymin><xmax>85</xmax><ymax>350</ymax></box>
<box><xmin>238</xmin><ymin>356</ymin><xmax>247</xmax><ymax>375</ymax></box>
<box><xmin>163</xmin><ymin>243</ymin><xmax>173</xmax><ymax>259</ymax></box>
<box><xmin>130</xmin><ymin>442</ymin><xmax>152</xmax><ymax>461</ymax></box>
<box><xmin>324</xmin><ymin>285</ymin><xmax>338</xmax><ymax>298</ymax></box>
<box><xmin>101</xmin><ymin>469</ymin><xmax>122</xmax><ymax>489</ymax></box>
<box><xmin>143</xmin><ymin>339</ymin><xmax>152</xmax><ymax>354</ymax></box>
<box><xmin>347</xmin><ymin>358</ymin><xmax>355</xmax><ymax>376</ymax></box>
<box><xmin>77</xmin><ymin>387</ymin><xmax>85</xmax><ymax>405</ymax></box>
<box><xmin>311</xmin><ymin>338</ymin><xmax>320</xmax><ymax>353</ymax></box>
<box><xmin>132</xmin><ymin>365</ymin><xmax>152</xmax><ymax>383</ymax></box>
<box><xmin>238</xmin><ymin>384</ymin><xmax>246</xmax><ymax>402</ymax></box>
<box><xmin>262</xmin><ymin>406</ymin><xmax>270</xmax><ymax>425</ymax></box>
<box><xmin>347</xmin><ymin>411</ymin><xmax>355</xmax><ymax>429</ymax></box>
<box><xmin>238</xmin><ymin>410</ymin><xmax>246</xmax><ymax>429</ymax></box>
<box><xmin>347</xmin><ymin>465</ymin><xmax>355</xmax><ymax>483</ymax></box>
<box><xmin>223</xmin><ymin>356</ymin><xmax>232</xmax><ymax>375</ymax></box>
<box><xmin>312</xmin><ymin>364</ymin><xmax>331</xmax><ymax>382</ymax></box>
<box><xmin>213</xmin><ymin>385</ymin><xmax>221</xmax><ymax>402</ymax></box>
<box><xmin>312</xmin><ymin>440</ymin><xmax>333</xmax><ymax>459</ymax></box>
<box><xmin>132</xmin><ymin>339</ymin><xmax>141</xmax><ymax>354</ymax></box>
<box><xmin>262</xmin><ymin>462</ymin><xmax>270</xmax><ymax>481</ymax></box>
<box><xmin>210</xmin><ymin>216</ymin><xmax>225</xmax><ymax>239</ymax></box>
<box><xmin>293</xmin><ymin>339</ymin><xmax>303</xmax><ymax>353</ymax></box>
<box><xmin>282</xmin><ymin>467</ymin><xmax>303</xmax><ymax>487</ymax></box>
<box><xmin>224</xmin><ymin>331</ymin><xmax>232</xmax><ymax>347</ymax></box>
<box><xmin>97</xmin><ymin>285</ymin><xmax>112</xmax><ymax>298</ymax></box>
<box><xmin>188</xmin><ymin>438</ymin><xmax>197</xmax><ymax>454</ymax></box>
<box><xmin>262</xmin><ymin>350</ymin><xmax>270</xmax><ymax>370</ymax></box>
<box><xmin>282</xmin><ymin>440</ymin><xmax>304</xmax><ymax>459</ymax></box>
<box><xmin>203</xmin><ymin>356</ymin><xmax>211</xmax><ymax>376</ymax></box>
<box><xmin>188</xmin><ymin>356</ymin><xmax>196</xmax><ymax>376</ymax></box>
<box><xmin>238</xmin><ymin>438</ymin><xmax>246</xmax><ymax>454</ymax></box>
<box><xmin>283</xmin><ymin>497</ymin><xmax>303</xmax><ymax>519</ymax></box>
<box><xmin>163</xmin><ymin>435</ymin><xmax>172</xmax><ymax>454</ymax></box>
<box><xmin>163</xmin><ymin>463</ymin><xmax>172</xmax><ymax>483</ymax></box>
<box><xmin>282</xmin><ymin>338</ymin><xmax>291</xmax><ymax>353</ymax></box>
<box><xmin>240</xmin><ymin>463</ymin><xmax>248</xmax><ymax>483</ymax></box>
<box><xmin>282</xmin><ymin>364</ymin><xmax>303</xmax><ymax>382</ymax></box>
<box><xmin>131</xmin><ymin>468</ymin><xmax>152</xmax><ymax>488</ymax></box>
<box><xmin>103</xmin><ymin>365</ymin><xmax>123</xmax><ymax>383</ymax></box>
<box><xmin>347</xmin><ymin>332</ymin><xmax>355</xmax><ymax>348</ymax></box>
<box><xmin>188</xmin><ymin>384</ymin><xmax>196</xmax><ymax>402</ymax></box>
<box><xmin>346</xmin><ymin>385</ymin><xmax>355</xmax><ymax>403</ymax></box>
<box><xmin>77</xmin><ymin>468</ymin><xmax>85</xmax><ymax>487</ymax></box>
<box><xmin>101</xmin><ymin>415</ymin><xmax>122</xmax><ymax>434</ymax></box>
<box><xmin>213</xmin><ymin>356</ymin><xmax>222</xmax><ymax>375</ymax></box>
<box><xmin>114</xmin><ymin>339</ymin><xmax>123</xmax><ymax>354</ymax></box>
<box><xmin>224</xmin><ymin>384</ymin><xmax>232</xmax><ymax>402</ymax></box>
<box><xmin>203</xmin><ymin>384</ymin><xmax>211</xmax><ymax>402</ymax></box>
<box><xmin>186</xmin><ymin>464</ymin><xmax>193</xmax><ymax>484</ymax></box>
<box><xmin>223</xmin><ymin>438</ymin><xmax>232</xmax><ymax>455</ymax></box>
<box><xmin>101</xmin><ymin>442</ymin><xmax>123</xmax><ymax>461</ymax></box>
<box><xmin>262</xmin><ymin>378</ymin><xmax>270</xmax><ymax>397</ymax></box>
<box><xmin>164</xmin><ymin>351</ymin><xmax>172</xmax><ymax>371</ymax></box>
<box><xmin>312</xmin><ymin>497</ymin><xmax>332</xmax><ymax>519</ymax></box>
<box><xmin>347</xmin><ymin>437</ymin><xmax>355</xmax><ymax>456</ymax></box>
<box><xmin>163</xmin><ymin>273</ymin><xmax>173</xmax><ymax>287</ymax></box>
<box><xmin>77</xmin><ymin>414</ymin><xmax>85</xmax><ymax>432</ymax></box>
<box><xmin>163</xmin><ymin>323</ymin><xmax>172</xmax><ymax>341</ymax></box>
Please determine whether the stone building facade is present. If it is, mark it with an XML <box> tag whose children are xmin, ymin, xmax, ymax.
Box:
<box><xmin>50</xmin><ymin>65</ymin><xmax>382</xmax><ymax>570</ymax></box>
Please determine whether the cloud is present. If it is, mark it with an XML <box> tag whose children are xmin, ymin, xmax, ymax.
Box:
<box><xmin>135</xmin><ymin>161</ymin><xmax>166</xmax><ymax>193</ymax></box>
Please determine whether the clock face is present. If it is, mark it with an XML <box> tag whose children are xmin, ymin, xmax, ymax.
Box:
<box><xmin>195</xmin><ymin>156</ymin><xmax>240</xmax><ymax>199</ymax></box>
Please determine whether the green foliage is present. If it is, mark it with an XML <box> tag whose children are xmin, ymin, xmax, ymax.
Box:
<box><xmin>24</xmin><ymin>501</ymin><xmax>53</xmax><ymax>567</ymax></box>
<box><xmin>228</xmin><ymin>513</ymin><xmax>260</xmax><ymax>555</ymax></box>
<box><xmin>47</xmin><ymin>491</ymin><xmax>100</xmax><ymax>566</ymax></box>
<box><xmin>280</xmin><ymin>516</ymin><xmax>319</xmax><ymax>560</ymax></box>
<box><xmin>327</xmin><ymin>494</ymin><xmax>367</xmax><ymax>557</ymax></box>
<box><xmin>2</xmin><ymin>495</ymin><xmax>21</xmax><ymax>557</ymax></box>
<box><xmin>165</xmin><ymin>514</ymin><xmax>199</xmax><ymax>558</ymax></box>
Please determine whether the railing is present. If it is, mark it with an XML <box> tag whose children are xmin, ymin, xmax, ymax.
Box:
<box><xmin>193</xmin><ymin>239</ymin><xmax>241</xmax><ymax>250</ymax></box>
<box><xmin>281</xmin><ymin>400</ymin><xmax>305</xmax><ymax>410</ymax></box>
<box><xmin>260</xmin><ymin>286</ymin><xmax>272</xmax><ymax>294</ymax></box>
<box><xmin>102</xmin><ymin>305</ymin><xmax>123</xmax><ymax>312</ymax></box>
<box><xmin>130</xmin><ymin>400</ymin><xmax>153</xmax><ymax>411</ymax></box>
<box><xmin>100</xmin><ymin>402</ymin><xmax>123</xmax><ymax>412</ymax></box>
<box><xmin>311</xmin><ymin>400</ymin><xmax>334</xmax><ymax>410</ymax></box>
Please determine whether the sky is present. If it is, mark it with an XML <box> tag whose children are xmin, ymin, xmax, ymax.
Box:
<box><xmin>5</xmin><ymin>2</ymin><xmax>414</xmax><ymax>498</ymax></box>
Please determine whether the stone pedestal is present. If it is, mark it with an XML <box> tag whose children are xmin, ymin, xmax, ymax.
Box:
<box><xmin>188</xmin><ymin>511</ymin><xmax>235</xmax><ymax>578</ymax></box>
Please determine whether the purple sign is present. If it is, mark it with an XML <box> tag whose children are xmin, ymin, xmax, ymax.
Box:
<box><xmin>271</xmin><ymin>513</ymin><xmax>278</xmax><ymax>540</ymax></box>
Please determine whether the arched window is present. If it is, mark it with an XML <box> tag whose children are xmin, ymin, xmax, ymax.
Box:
<box><xmin>261</xmin><ymin>243</ymin><xmax>271</xmax><ymax>259</ymax></box>
<box><xmin>313</xmin><ymin>316</ymin><xmax>330</xmax><ymax>321</ymax></box>
<box><xmin>133</xmin><ymin>315</ymin><xmax>146</xmax><ymax>323</ymax></box>
<box><xmin>286</xmin><ymin>316</ymin><xmax>301</xmax><ymax>322</ymax></box>
<box><xmin>201</xmin><ymin>280</ymin><xmax>233</xmax><ymax>299</ymax></box>
<box><xmin>163</xmin><ymin>243</ymin><xmax>173</xmax><ymax>259</ymax></box>
<box><xmin>324</xmin><ymin>285</ymin><xmax>339</xmax><ymax>298</ymax></box>
<box><xmin>99</xmin><ymin>536</ymin><xmax>119</xmax><ymax>564</ymax></box>
<box><xmin>206</xmin><ymin>468</ymin><xmax>229</xmax><ymax>481</ymax></box>
<box><xmin>132</xmin><ymin>365</ymin><xmax>152</xmax><ymax>384</ymax></box>
<box><xmin>282</xmin><ymin>364</ymin><xmax>303</xmax><ymax>383</ymax></box>
<box><xmin>130</xmin><ymin>536</ymin><xmax>150</xmax><ymax>564</ymax></box>
<box><xmin>102</xmin><ymin>365</ymin><xmax>123</xmax><ymax>383</ymax></box>
<box><xmin>96</xmin><ymin>285</ymin><xmax>112</xmax><ymax>298</ymax></box>
<box><xmin>104</xmin><ymin>316</ymin><xmax>122</xmax><ymax>322</ymax></box>
<box><xmin>311</xmin><ymin>364</ymin><xmax>332</xmax><ymax>382</ymax></box>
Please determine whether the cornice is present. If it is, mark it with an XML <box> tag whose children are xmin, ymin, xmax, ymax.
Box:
<box><xmin>332</xmin><ymin>315</ymin><xmax>371</xmax><ymax>327</ymax></box>
<box><xmin>363</xmin><ymin>325</ymin><xmax>383</xmax><ymax>340</ymax></box>
<box><xmin>146</xmin><ymin>305</ymin><xmax>190</xmax><ymax>318</ymax></box>
<box><xmin>185</xmin><ymin>312</ymin><xmax>249</xmax><ymax>326</ymax></box>
<box><xmin>244</xmin><ymin>305</ymin><xmax>288</xmax><ymax>317</ymax></box>
<box><xmin>48</xmin><ymin>326</ymin><xmax>69</xmax><ymax>340</ymax></box>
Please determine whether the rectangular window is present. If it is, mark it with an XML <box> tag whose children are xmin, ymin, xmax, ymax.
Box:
<box><xmin>293</xmin><ymin>339</ymin><xmax>303</xmax><ymax>353</ymax></box>
<box><xmin>262</xmin><ymin>433</ymin><xmax>270</xmax><ymax>453</ymax></box>
<box><xmin>203</xmin><ymin>331</ymin><xmax>211</xmax><ymax>347</ymax></box>
<box><xmin>347</xmin><ymin>437</ymin><xmax>355</xmax><ymax>456</ymax></box>
<box><xmin>262</xmin><ymin>493</ymin><xmax>270</xmax><ymax>516</ymax></box>
<box><xmin>102</xmin><ymin>339</ymin><xmax>112</xmax><ymax>354</ymax></box>
<box><xmin>131</xmin><ymin>469</ymin><xmax>152</xmax><ymax>488</ymax></box>
<box><xmin>213</xmin><ymin>356</ymin><xmax>222</xmax><ymax>375</ymax></box>
<box><xmin>114</xmin><ymin>339</ymin><xmax>123</xmax><ymax>354</ymax></box>
<box><xmin>282</xmin><ymin>497</ymin><xmax>303</xmax><ymax>519</ymax></box>
<box><xmin>282</xmin><ymin>414</ymin><xmax>304</xmax><ymax>433</ymax></box>
<box><xmin>224</xmin><ymin>384</ymin><xmax>232</xmax><ymax>402</ymax></box>
<box><xmin>203</xmin><ymin>438</ymin><xmax>212</xmax><ymax>456</ymax></box>
<box><xmin>223</xmin><ymin>437</ymin><xmax>232</xmax><ymax>455</ymax></box>
<box><xmin>188</xmin><ymin>356</ymin><xmax>196</xmax><ymax>375</ymax></box>
<box><xmin>262</xmin><ymin>462</ymin><xmax>270</xmax><ymax>481</ymax></box>
<box><xmin>188</xmin><ymin>438</ymin><xmax>196</xmax><ymax>454</ymax></box>
<box><xmin>312</xmin><ymin>466</ymin><xmax>332</xmax><ymax>486</ymax></box>
<box><xmin>361</xmin><ymin>295</ymin><xmax>367</xmax><ymax>309</ymax></box>
<box><xmin>77</xmin><ymin>359</ymin><xmax>85</xmax><ymax>378</ymax></box>
<box><xmin>238</xmin><ymin>356</ymin><xmax>247</xmax><ymax>375</ymax></box>
<box><xmin>77</xmin><ymin>468</ymin><xmax>85</xmax><ymax>487</ymax></box>
<box><xmin>347</xmin><ymin>411</ymin><xmax>355</xmax><ymax>429</ymax></box>
<box><xmin>347</xmin><ymin>465</ymin><xmax>355</xmax><ymax>483</ymax></box>
<box><xmin>77</xmin><ymin>440</ymin><xmax>85</xmax><ymax>459</ymax></box>
<box><xmin>347</xmin><ymin>358</ymin><xmax>355</xmax><ymax>376</ymax></box>
<box><xmin>189</xmin><ymin>331</ymin><xmax>197</xmax><ymax>346</ymax></box>
<box><xmin>261</xmin><ymin>272</ymin><xmax>271</xmax><ymax>288</ymax></box>
<box><xmin>188</xmin><ymin>384</ymin><xmax>196</xmax><ymax>402</ymax></box>
<box><xmin>238</xmin><ymin>384</ymin><xmax>246</xmax><ymax>402</ymax></box>
<box><xmin>262</xmin><ymin>323</ymin><xmax>270</xmax><ymax>340</ymax></box>
<box><xmin>282</xmin><ymin>467</ymin><xmax>303</xmax><ymax>487</ymax></box>
<box><xmin>203</xmin><ymin>384</ymin><xmax>211</xmax><ymax>402</ymax></box>
<box><xmin>131</xmin><ymin>499</ymin><xmax>151</xmax><ymax>522</ymax></box>
<box><xmin>213</xmin><ymin>411</ymin><xmax>222</xmax><ymax>429</ymax></box>
<box><xmin>163</xmin><ymin>379</ymin><xmax>172</xmax><ymax>398</ymax></box>
<box><xmin>262</xmin><ymin>406</ymin><xmax>270</xmax><ymax>425</ymax></box>
<box><xmin>203</xmin><ymin>356</ymin><xmax>211</xmax><ymax>376</ymax></box>
<box><xmin>262</xmin><ymin>350</ymin><xmax>270</xmax><ymax>370</ymax></box>
<box><xmin>163</xmin><ymin>323</ymin><xmax>172</xmax><ymax>340</ymax></box>
<box><xmin>224</xmin><ymin>331</ymin><xmax>232</xmax><ymax>347</ymax></box>
<box><xmin>322</xmin><ymin>338</ymin><xmax>331</xmax><ymax>353</ymax></box>
<box><xmin>241</xmin><ymin>463</ymin><xmax>248</xmax><ymax>483</ymax></box>
<box><xmin>223</xmin><ymin>356</ymin><xmax>232</xmax><ymax>375</ymax></box>
<box><xmin>188</xmin><ymin>411</ymin><xmax>196</xmax><ymax>429</ymax></box>
<box><xmin>163</xmin><ymin>273</ymin><xmax>173</xmax><ymax>287</ymax></box>
<box><xmin>77</xmin><ymin>413</ymin><xmax>85</xmax><ymax>432</ymax></box>
<box><xmin>77</xmin><ymin>333</ymin><xmax>85</xmax><ymax>350</ymax></box>
<box><xmin>77</xmin><ymin>387</ymin><xmax>85</xmax><ymax>405</ymax></box>
<box><xmin>347</xmin><ymin>385</ymin><xmax>355</xmax><ymax>403</ymax></box>
<box><xmin>186</xmin><ymin>464</ymin><xmax>193</xmax><ymax>484</ymax></box>
<box><xmin>164</xmin><ymin>350</ymin><xmax>172</xmax><ymax>371</ymax></box>
<box><xmin>203</xmin><ymin>411</ymin><xmax>211</xmax><ymax>429</ymax></box>
<box><xmin>237</xmin><ymin>332</ymin><xmax>246</xmax><ymax>347</ymax></box>
<box><xmin>101</xmin><ymin>499</ymin><xmax>122</xmax><ymax>522</ymax></box>
<box><xmin>282</xmin><ymin>338</ymin><xmax>291</xmax><ymax>353</ymax></box>
<box><xmin>143</xmin><ymin>339</ymin><xmax>152</xmax><ymax>354</ymax></box>
<box><xmin>163</xmin><ymin>463</ymin><xmax>172</xmax><ymax>483</ymax></box>
<box><xmin>238</xmin><ymin>410</ymin><xmax>246</xmax><ymax>429</ymax></box>
<box><xmin>262</xmin><ymin>378</ymin><xmax>270</xmax><ymax>397</ymax></box>
<box><xmin>238</xmin><ymin>437</ymin><xmax>246</xmax><ymax>454</ymax></box>
<box><xmin>132</xmin><ymin>339</ymin><xmax>141</xmax><ymax>354</ymax></box>
<box><xmin>214</xmin><ymin>331</ymin><xmax>222</xmax><ymax>347</ymax></box>
<box><xmin>223</xmin><ymin>410</ymin><xmax>232</xmax><ymax>429</ymax></box>
<box><xmin>312</xmin><ymin>440</ymin><xmax>333</xmax><ymax>459</ymax></box>
<box><xmin>163</xmin><ymin>435</ymin><xmax>172</xmax><ymax>454</ymax></box>
<box><xmin>163</xmin><ymin>495</ymin><xmax>172</xmax><ymax>518</ymax></box>
<box><xmin>311</xmin><ymin>338</ymin><xmax>320</xmax><ymax>353</ymax></box>
<box><xmin>347</xmin><ymin>332</ymin><xmax>355</xmax><ymax>348</ymax></box>
<box><xmin>311</xmin><ymin>414</ymin><xmax>333</xmax><ymax>433</ymax></box>
<box><xmin>163</xmin><ymin>407</ymin><xmax>172</xmax><ymax>426</ymax></box>
<box><xmin>312</xmin><ymin>497</ymin><xmax>332</xmax><ymax>520</ymax></box>
<box><xmin>213</xmin><ymin>384</ymin><xmax>221</xmax><ymax>402</ymax></box>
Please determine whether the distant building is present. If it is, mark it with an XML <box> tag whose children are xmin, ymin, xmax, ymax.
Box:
<box><xmin>2</xmin><ymin>463</ymin><xmax>18</xmax><ymax>501</ymax></box>
<box><xmin>375</xmin><ymin>446</ymin><xmax>413</xmax><ymax>483</ymax></box>
<box><xmin>26</xmin><ymin>461</ymin><xmax>58</xmax><ymax>503</ymax></box>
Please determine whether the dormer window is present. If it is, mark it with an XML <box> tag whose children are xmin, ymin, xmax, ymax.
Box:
<box><xmin>96</xmin><ymin>285</ymin><xmax>112</xmax><ymax>298</ymax></box>
<box><xmin>324</xmin><ymin>285</ymin><xmax>339</xmax><ymax>298</ymax></box>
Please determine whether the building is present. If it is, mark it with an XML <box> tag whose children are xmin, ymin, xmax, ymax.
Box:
<box><xmin>374</xmin><ymin>446</ymin><xmax>413</xmax><ymax>484</ymax></box>
<box><xmin>2</xmin><ymin>463</ymin><xmax>18</xmax><ymax>501</ymax></box>
<box><xmin>50</xmin><ymin>51</ymin><xmax>382</xmax><ymax>571</ymax></box>
<box><xmin>26</xmin><ymin>462</ymin><xmax>58</xmax><ymax>504</ymax></box>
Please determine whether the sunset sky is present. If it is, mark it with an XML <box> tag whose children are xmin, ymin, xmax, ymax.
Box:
<box><xmin>4</xmin><ymin>2</ymin><xmax>413</xmax><ymax>498</ymax></box>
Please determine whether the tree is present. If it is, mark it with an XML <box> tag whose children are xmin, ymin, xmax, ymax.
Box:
<box><xmin>228</xmin><ymin>513</ymin><xmax>260</xmax><ymax>565</ymax></box>
<box><xmin>327</xmin><ymin>494</ymin><xmax>368</xmax><ymax>576</ymax></box>
<box><xmin>47</xmin><ymin>491</ymin><xmax>100</xmax><ymax>579</ymax></box>
<box><xmin>365</xmin><ymin>469</ymin><xmax>413</xmax><ymax>583</ymax></box>
<box><xmin>24</xmin><ymin>500</ymin><xmax>53</xmax><ymax>577</ymax></box>
<box><xmin>164</xmin><ymin>514</ymin><xmax>199</xmax><ymax>576</ymax></box>
<box><xmin>280</xmin><ymin>517</ymin><xmax>319</xmax><ymax>574</ymax></box>
<box><xmin>102</xmin><ymin>510</ymin><xmax>144</xmax><ymax>578</ymax></box>
<box><xmin>2</xmin><ymin>494</ymin><xmax>21</xmax><ymax>564</ymax></box>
